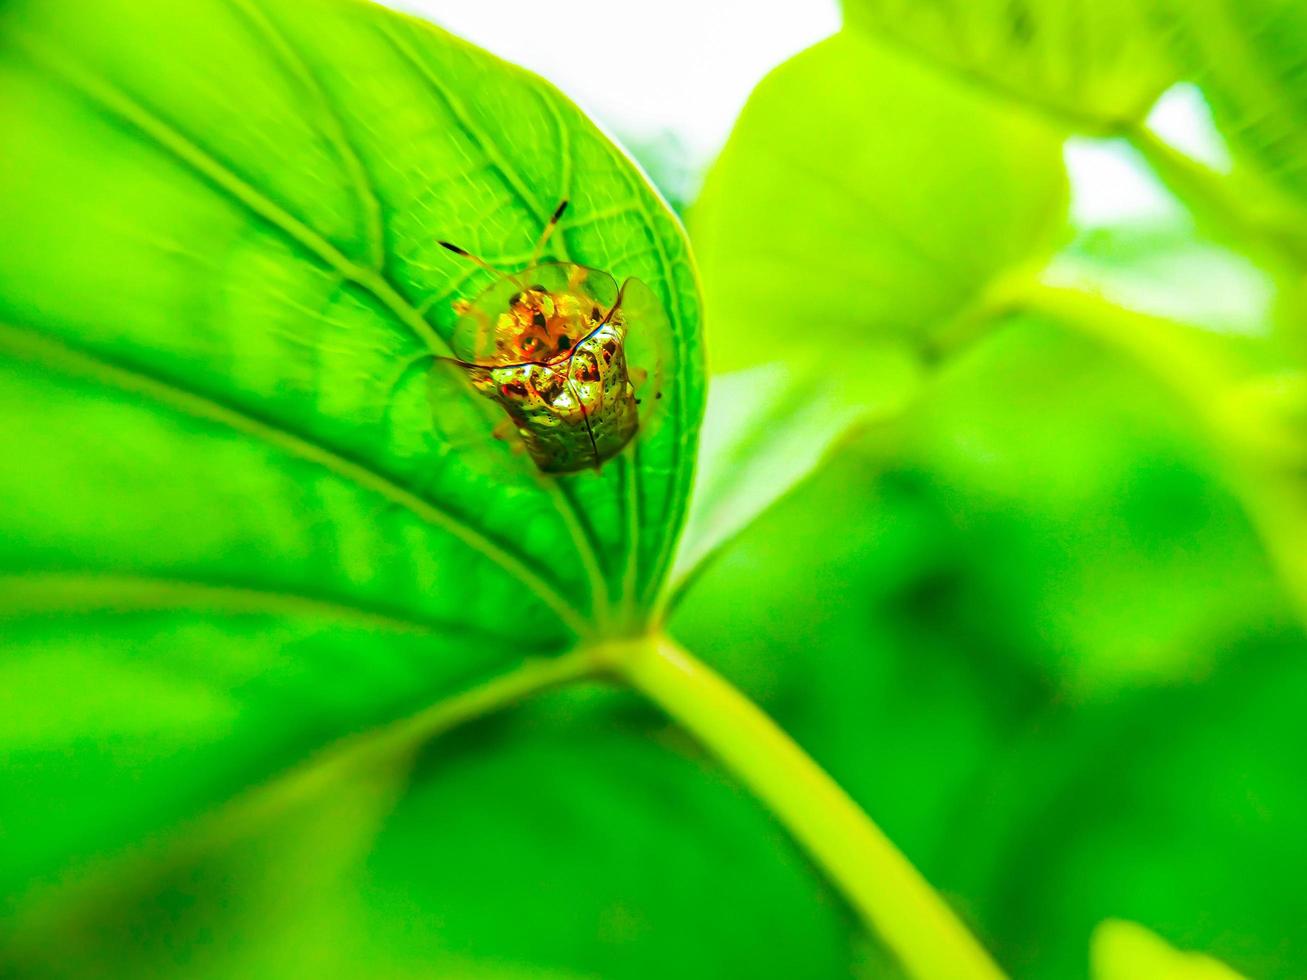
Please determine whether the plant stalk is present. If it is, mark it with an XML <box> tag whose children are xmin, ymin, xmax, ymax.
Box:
<box><xmin>611</xmin><ymin>633</ymin><xmax>1007</xmax><ymax>980</ymax></box>
<box><xmin>1127</xmin><ymin>125</ymin><xmax>1307</xmax><ymax>270</ymax></box>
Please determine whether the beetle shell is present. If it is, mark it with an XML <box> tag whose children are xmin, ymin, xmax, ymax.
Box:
<box><xmin>463</xmin><ymin>319</ymin><xmax>638</xmax><ymax>473</ymax></box>
<box><xmin>448</xmin><ymin>262</ymin><xmax>639</xmax><ymax>473</ymax></box>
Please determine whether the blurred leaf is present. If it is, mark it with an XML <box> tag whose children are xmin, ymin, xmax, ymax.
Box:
<box><xmin>1051</xmin><ymin>212</ymin><xmax>1278</xmax><ymax>336</ymax></box>
<box><xmin>691</xmin><ymin>31</ymin><xmax>1067</xmax><ymax>374</ymax></box>
<box><xmin>901</xmin><ymin>314</ymin><xmax>1294</xmax><ymax>692</ymax></box>
<box><xmin>1157</xmin><ymin>0</ymin><xmax>1307</xmax><ymax>221</ymax></box>
<box><xmin>1017</xmin><ymin>286</ymin><xmax>1307</xmax><ymax>633</ymax></box>
<box><xmin>842</xmin><ymin>0</ymin><xmax>1176</xmax><ymax>129</ymax></box>
<box><xmin>669</xmin><ymin>357</ymin><xmax>919</xmax><ymax>602</ymax></box>
<box><xmin>353</xmin><ymin>690</ymin><xmax>862</xmax><ymax>979</ymax></box>
<box><xmin>0</xmin><ymin>0</ymin><xmax>700</xmax><ymax>923</ymax></box>
<box><xmin>841</xmin><ymin>0</ymin><xmax>1307</xmax><ymax>274</ymax></box>
<box><xmin>5</xmin><ymin>751</ymin><xmax>408</xmax><ymax>980</ymax></box>
<box><xmin>955</xmin><ymin>636</ymin><xmax>1307</xmax><ymax>979</ymax></box>
<box><xmin>1091</xmin><ymin>920</ymin><xmax>1245</xmax><ymax>979</ymax></box>
<box><xmin>7</xmin><ymin>689</ymin><xmax>863</xmax><ymax>979</ymax></box>
<box><xmin>672</xmin><ymin>315</ymin><xmax>1303</xmax><ymax>977</ymax></box>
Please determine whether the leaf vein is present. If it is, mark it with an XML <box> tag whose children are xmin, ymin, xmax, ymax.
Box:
<box><xmin>0</xmin><ymin>571</ymin><xmax>514</xmax><ymax>642</ymax></box>
<box><xmin>226</xmin><ymin>0</ymin><xmax>388</xmax><ymax>272</ymax></box>
<box><xmin>608</xmin><ymin>151</ymin><xmax>694</xmax><ymax>606</ymax></box>
<box><xmin>12</xmin><ymin>28</ymin><xmax>449</xmax><ymax>357</ymax></box>
<box><xmin>377</xmin><ymin>22</ymin><xmax>547</xmax><ymax>229</ymax></box>
<box><xmin>0</xmin><ymin>320</ymin><xmax>591</xmax><ymax>638</ymax></box>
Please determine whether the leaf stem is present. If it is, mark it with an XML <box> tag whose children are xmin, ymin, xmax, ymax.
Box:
<box><xmin>35</xmin><ymin>627</ymin><xmax>1010</xmax><ymax>980</ymax></box>
<box><xmin>544</xmin><ymin>478</ymin><xmax>612</xmax><ymax>629</ymax></box>
<box><xmin>1126</xmin><ymin>125</ymin><xmax>1307</xmax><ymax>269</ymax></box>
<box><xmin>609</xmin><ymin>633</ymin><xmax>1007</xmax><ymax>980</ymax></box>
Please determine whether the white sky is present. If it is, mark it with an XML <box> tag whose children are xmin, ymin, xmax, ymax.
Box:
<box><xmin>386</xmin><ymin>2</ymin><xmax>1230</xmax><ymax>232</ymax></box>
<box><xmin>388</xmin><ymin>0</ymin><xmax>841</xmax><ymax>164</ymax></box>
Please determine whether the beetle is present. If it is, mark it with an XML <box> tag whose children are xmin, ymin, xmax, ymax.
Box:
<box><xmin>435</xmin><ymin>201</ymin><xmax>662</xmax><ymax>474</ymax></box>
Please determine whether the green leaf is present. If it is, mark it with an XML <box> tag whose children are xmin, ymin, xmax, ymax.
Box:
<box><xmin>1015</xmin><ymin>286</ymin><xmax>1307</xmax><ymax>634</ymax></box>
<box><xmin>6</xmin><ymin>691</ymin><xmax>863</xmax><ymax>979</ymax></box>
<box><xmin>842</xmin><ymin>0</ymin><xmax>1177</xmax><ymax>130</ymax></box>
<box><xmin>669</xmin><ymin>356</ymin><xmax>919</xmax><ymax>603</ymax></box>
<box><xmin>1091</xmin><ymin>920</ymin><xmax>1245</xmax><ymax>980</ymax></box>
<box><xmin>0</xmin><ymin>0</ymin><xmax>701</xmax><ymax>920</ymax></box>
<box><xmin>955</xmin><ymin>638</ymin><xmax>1307</xmax><ymax>978</ymax></box>
<box><xmin>354</xmin><ymin>691</ymin><xmax>862</xmax><ymax>978</ymax></box>
<box><xmin>690</xmin><ymin>31</ymin><xmax>1068</xmax><ymax>374</ymax></box>
<box><xmin>1155</xmin><ymin>0</ymin><xmax>1307</xmax><ymax>219</ymax></box>
<box><xmin>4</xmin><ymin>749</ymin><xmax>409</xmax><ymax>979</ymax></box>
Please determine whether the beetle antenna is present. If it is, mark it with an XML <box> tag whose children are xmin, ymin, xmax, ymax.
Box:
<box><xmin>439</xmin><ymin>239</ymin><xmax>527</xmax><ymax>290</ymax></box>
<box><xmin>439</xmin><ymin>240</ymin><xmax>506</xmax><ymax>277</ymax></box>
<box><xmin>528</xmin><ymin>199</ymin><xmax>568</xmax><ymax>266</ymax></box>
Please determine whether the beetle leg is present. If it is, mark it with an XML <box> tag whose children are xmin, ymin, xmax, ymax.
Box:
<box><xmin>491</xmin><ymin>417</ymin><xmax>516</xmax><ymax>442</ymax></box>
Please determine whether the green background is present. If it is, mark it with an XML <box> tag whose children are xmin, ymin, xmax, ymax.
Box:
<box><xmin>2</xmin><ymin>0</ymin><xmax>1305</xmax><ymax>977</ymax></box>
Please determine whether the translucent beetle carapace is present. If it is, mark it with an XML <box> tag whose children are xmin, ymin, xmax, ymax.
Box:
<box><xmin>435</xmin><ymin>201</ymin><xmax>666</xmax><ymax>475</ymax></box>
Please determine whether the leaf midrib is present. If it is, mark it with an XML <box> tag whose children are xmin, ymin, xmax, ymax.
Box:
<box><xmin>0</xmin><ymin>571</ymin><xmax>515</xmax><ymax>641</ymax></box>
<box><xmin>598</xmin><ymin>138</ymin><xmax>694</xmax><ymax>607</ymax></box>
<box><xmin>375</xmin><ymin>12</ymin><xmax>701</xmax><ymax>610</ymax></box>
<box><xmin>373</xmin><ymin>16</ymin><xmax>632</xmax><ymax>611</ymax></box>
<box><xmin>377</xmin><ymin>6</ymin><xmax>702</xmax><ymax>608</ymax></box>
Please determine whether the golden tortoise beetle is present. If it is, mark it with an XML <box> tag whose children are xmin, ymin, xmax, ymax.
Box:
<box><xmin>437</xmin><ymin>201</ymin><xmax>662</xmax><ymax>474</ymax></box>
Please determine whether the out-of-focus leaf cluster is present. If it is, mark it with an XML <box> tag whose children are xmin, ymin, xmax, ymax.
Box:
<box><xmin>683</xmin><ymin>1</ymin><xmax>1307</xmax><ymax>976</ymax></box>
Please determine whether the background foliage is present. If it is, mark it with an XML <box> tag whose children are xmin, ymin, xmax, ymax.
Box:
<box><xmin>2</xmin><ymin>0</ymin><xmax>1305</xmax><ymax>977</ymax></box>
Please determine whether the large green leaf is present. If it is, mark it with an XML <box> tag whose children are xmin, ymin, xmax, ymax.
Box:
<box><xmin>842</xmin><ymin>0</ymin><xmax>1177</xmax><ymax>130</ymax></box>
<box><xmin>690</xmin><ymin>31</ymin><xmax>1067</xmax><ymax>374</ymax></box>
<box><xmin>0</xmin><ymin>0</ymin><xmax>701</xmax><ymax>920</ymax></box>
